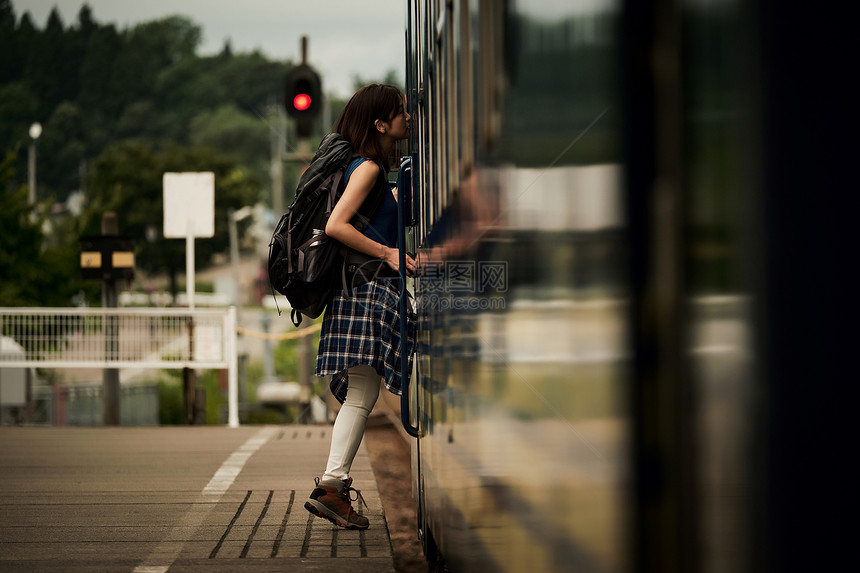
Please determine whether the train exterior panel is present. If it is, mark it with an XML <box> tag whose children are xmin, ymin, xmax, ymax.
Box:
<box><xmin>402</xmin><ymin>1</ymin><xmax>852</xmax><ymax>572</ymax></box>
<box><xmin>406</xmin><ymin>1</ymin><xmax>633</xmax><ymax>571</ymax></box>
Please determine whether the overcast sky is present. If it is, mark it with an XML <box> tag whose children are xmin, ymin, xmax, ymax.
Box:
<box><xmin>14</xmin><ymin>0</ymin><xmax>406</xmax><ymax>98</ymax></box>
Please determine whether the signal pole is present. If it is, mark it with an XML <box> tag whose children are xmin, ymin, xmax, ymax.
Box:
<box><xmin>270</xmin><ymin>108</ymin><xmax>286</xmax><ymax>216</ymax></box>
<box><xmin>80</xmin><ymin>213</ymin><xmax>134</xmax><ymax>425</ymax></box>
<box><xmin>102</xmin><ymin>213</ymin><xmax>120</xmax><ymax>426</ymax></box>
<box><xmin>282</xmin><ymin>36</ymin><xmax>322</xmax><ymax>417</ymax></box>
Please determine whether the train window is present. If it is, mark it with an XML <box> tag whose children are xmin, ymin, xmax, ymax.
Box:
<box><xmin>425</xmin><ymin>0</ymin><xmax>436</xmax><ymax>229</ymax></box>
<box><xmin>445</xmin><ymin>1</ymin><xmax>459</xmax><ymax>199</ymax></box>
<box><xmin>432</xmin><ymin>59</ymin><xmax>443</xmax><ymax>223</ymax></box>
<box><xmin>458</xmin><ymin>0</ymin><xmax>475</xmax><ymax>176</ymax></box>
<box><xmin>491</xmin><ymin>1</ymin><xmax>621</xmax><ymax>166</ymax></box>
<box><xmin>477</xmin><ymin>0</ymin><xmax>502</xmax><ymax>154</ymax></box>
<box><xmin>435</xmin><ymin>9</ymin><xmax>449</xmax><ymax>218</ymax></box>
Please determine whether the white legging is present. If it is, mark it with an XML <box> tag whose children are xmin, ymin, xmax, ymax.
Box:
<box><xmin>322</xmin><ymin>364</ymin><xmax>381</xmax><ymax>481</ymax></box>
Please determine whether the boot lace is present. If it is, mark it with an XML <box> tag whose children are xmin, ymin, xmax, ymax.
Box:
<box><xmin>344</xmin><ymin>481</ymin><xmax>367</xmax><ymax>513</ymax></box>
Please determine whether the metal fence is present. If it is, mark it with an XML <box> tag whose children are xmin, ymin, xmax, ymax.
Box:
<box><xmin>0</xmin><ymin>307</ymin><xmax>238</xmax><ymax>427</ymax></box>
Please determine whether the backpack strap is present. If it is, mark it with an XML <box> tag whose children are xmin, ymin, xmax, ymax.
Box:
<box><xmin>327</xmin><ymin>169</ymin><xmax>345</xmax><ymax>215</ymax></box>
<box><xmin>341</xmin><ymin>258</ymin><xmax>351</xmax><ymax>297</ymax></box>
<box><xmin>285</xmin><ymin>210</ymin><xmax>294</xmax><ymax>274</ymax></box>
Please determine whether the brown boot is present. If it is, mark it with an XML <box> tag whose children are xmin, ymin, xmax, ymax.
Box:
<box><xmin>304</xmin><ymin>477</ymin><xmax>369</xmax><ymax>529</ymax></box>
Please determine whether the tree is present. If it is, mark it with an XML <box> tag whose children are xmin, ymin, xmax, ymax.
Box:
<box><xmin>83</xmin><ymin>141</ymin><xmax>259</xmax><ymax>299</ymax></box>
<box><xmin>39</xmin><ymin>101</ymin><xmax>87</xmax><ymax>201</ymax></box>
<box><xmin>0</xmin><ymin>0</ymin><xmax>18</xmax><ymax>84</ymax></box>
<box><xmin>77</xmin><ymin>23</ymin><xmax>122</xmax><ymax>121</ymax></box>
<box><xmin>0</xmin><ymin>152</ymin><xmax>96</xmax><ymax>307</ymax></box>
<box><xmin>75</xmin><ymin>4</ymin><xmax>97</xmax><ymax>38</ymax></box>
<box><xmin>107</xmin><ymin>15</ymin><xmax>201</xmax><ymax>115</ymax></box>
<box><xmin>189</xmin><ymin>104</ymin><xmax>270</xmax><ymax>188</ymax></box>
<box><xmin>0</xmin><ymin>2</ymin><xmax>299</xmax><ymax>307</ymax></box>
<box><xmin>211</xmin><ymin>51</ymin><xmax>285</xmax><ymax>114</ymax></box>
<box><xmin>12</xmin><ymin>11</ymin><xmax>37</xmax><ymax>84</ymax></box>
<box><xmin>23</xmin><ymin>7</ymin><xmax>69</xmax><ymax>119</ymax></box>
<box><xmin>2</xmin><ymin>5</ymin><xmax>289</xmax><ymax>209</ymax></box>
<box><xmin>0</xmin><ymin>81</ymin><xmax>38</xmax><ymax>156</ymax></box>
<box><xmin>153</xmin><ymin>55</ymin><xmax>228</xmax><ymax>144</ymax></box>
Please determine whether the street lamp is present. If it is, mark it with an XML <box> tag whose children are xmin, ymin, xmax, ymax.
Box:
<box><xmin>228</xmin><ymin>206</ymin><xmax>254</xmax><ymax>409</ymax></box>
<box><xmin>228</xmin><ymin>206</ymin><xmax>255</xmax><ymax>317</ymax></box>
<box><xmin>28</xmin><ymin>122</ymin><xmax>42</xmax><ymax>205</ymax></box>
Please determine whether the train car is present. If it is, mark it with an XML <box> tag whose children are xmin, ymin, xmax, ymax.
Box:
<box><xmin>400</xmin><ymin>1</ymin><xmax>853</xmax><ymax>573</ymax></box>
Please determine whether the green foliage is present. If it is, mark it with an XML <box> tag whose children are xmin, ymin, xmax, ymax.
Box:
<box><xmin>197</xmin><ymin>370</ymin><xmax>226</xmax><ymax>425</ymax></box>
<box><xmin>0</xmin><ymin>2</ymin><xmax>355</xmax><ymax>307</ymax></box>
<box><xmin>175</xmin><ymin>281</ymin><xmax>215</xmax><ymax>293</ymax></box>
<box><xmin>0</xmin><ymin>81</ymin><xmax>37</xmax><ymax>150</ymax></box>
<box><xmin>243</xmin><ymin>359</ymin><xmax>264</xmax><ymax>403</ymax></box>
<box><xmin>273</xmin><ymin>319</ymin><xmax>322</xmax><ymax>382</ymax></box>
<box><xmin>189</xmin><ymin>104</ymin><xmax>270</xmax><ymax>187</ymax></box>
<box><xmin>153</xmin><ymin>352</ymin><xmax>323</xmax><ymax>426</ymax></box>
<box><xmin>0</xmin><ymin>1</ymin><xmax>289</xmax><ymax>204</ymax></box>
<box><xmin>273</xmin><ymin>338</ymin><xmax>300</xmax><ymax>383</ymax></box>
<box><xmin>81</xmin><ymin>140</ymin><xmax>259</xmax><ymax>283</ymax></box>
<box><xmin>0</xmin><ymin>151</ymin><xmax>96</xmax><ymax>306</ymax></box>
<box><xmin>0</xmin><ymin>1</ymin><xmax>19</xmax><ymax>84</ymax></box>
<box><xmin>157</xmin><ymin>369</ymin><xmax>226</xmax><ymax>425</ymax></box>
<box><xmin>157</xmin><ymin>379</ymin><xmax>183</xmax><ymax>425</ymax></box>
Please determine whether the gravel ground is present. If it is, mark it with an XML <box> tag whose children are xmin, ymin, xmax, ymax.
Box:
<box><xmin>364</xmin><ymin>415</ymin><xmax>427</xmax><ymax>573</ymax></box>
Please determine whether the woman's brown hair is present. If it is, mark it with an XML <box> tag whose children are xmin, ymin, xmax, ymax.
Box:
<box><xmin>335</xmin><ymin>84</ymin><xmax>403</xmax><ymax>170</ymax></box>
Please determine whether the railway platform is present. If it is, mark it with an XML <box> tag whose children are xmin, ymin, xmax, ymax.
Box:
<box><xmin>0</xmin><ymin>425</ymin><xmax>396</xmax><ymax>573</ymax></box>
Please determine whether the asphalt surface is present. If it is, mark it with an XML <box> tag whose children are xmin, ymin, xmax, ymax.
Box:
<box><xmin>0</xmin><ymin>425</ymin><xmax>396</xmax><ymax>573</ymax></box>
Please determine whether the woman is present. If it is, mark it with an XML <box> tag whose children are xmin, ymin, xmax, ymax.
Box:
<box><xmin>304</xmin><ymin>84</ymin><xmax>416</xmax><ymax>530</ymax></box>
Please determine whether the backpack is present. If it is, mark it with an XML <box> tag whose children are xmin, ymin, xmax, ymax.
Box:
<box><xmin>268</xmin><ymin>133</ymin><xmax>387</xmax><ymax>326</ymax></box>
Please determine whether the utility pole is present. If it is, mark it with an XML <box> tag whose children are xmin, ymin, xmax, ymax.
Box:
<box><xmin>270</xmin><ymin>109</ymin><xmax>286</xmax><ymax>216</ymax></box>
<box><xmin>101</xmin><ymin>212</ymin><xmax>120</xmax><ymax>426</ymax></box>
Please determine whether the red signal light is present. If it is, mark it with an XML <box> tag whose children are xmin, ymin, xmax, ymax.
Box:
<box><xmin>284</xmin><ymin>64</ymin><xmax>320</xmax><ymax>136</ymax></box>
<box><xmin>293</xmin><ymin>93</ymin><xmax>312</xmax><ymax>111</ymax></box>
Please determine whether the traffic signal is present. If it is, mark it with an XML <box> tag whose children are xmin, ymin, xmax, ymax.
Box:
<box><xmin>284</xmin><ymin>64</ymin><xmax>322</xmax><ymax>138</ymax></box>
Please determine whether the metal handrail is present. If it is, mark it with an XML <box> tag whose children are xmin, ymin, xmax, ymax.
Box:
<box><xmin>397</xmin><ymin>156</ymin><xmax>420</xmax><ymax>438</ymax></box>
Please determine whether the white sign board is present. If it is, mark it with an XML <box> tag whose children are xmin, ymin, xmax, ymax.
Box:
<box><xmin>163</xmin><ymin>172</ymin><xmax>215</xmax><ymax>238</ymax></box>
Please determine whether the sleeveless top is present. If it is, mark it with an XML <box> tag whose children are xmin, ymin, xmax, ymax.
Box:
<box><xmin>344</xmin><ymin>157</ymin><xmax>397</xmax><ymax>248</ymax></box>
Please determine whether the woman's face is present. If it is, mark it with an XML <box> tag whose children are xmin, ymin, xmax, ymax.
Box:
<box><xmin>383</xmin><ymin>100</ymin><xmax>411</xmax><ymax>141</ymax></box>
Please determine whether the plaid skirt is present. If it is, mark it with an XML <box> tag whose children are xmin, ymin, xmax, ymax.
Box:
<box><xmin>315</xmin><ymin>279</ymin><xmax>416</xmax><ymax>404</ymax></box>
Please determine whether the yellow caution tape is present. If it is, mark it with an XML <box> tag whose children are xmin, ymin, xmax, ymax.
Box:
<box><xmin>236</xmin><ymin>322</ymin><xmax>321</xmax><ymax>341</ymax></box>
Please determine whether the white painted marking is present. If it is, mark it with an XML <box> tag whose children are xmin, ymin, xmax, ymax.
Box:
<box><xmin>132</xmin><ymin>426</ymin><xmax>278</xmax><ymax>573</ymax></box>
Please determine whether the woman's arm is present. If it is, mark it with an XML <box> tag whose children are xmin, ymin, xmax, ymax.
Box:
<box><xmin>325</xmin><ymin>160</ymin><xmax>417</xmax><ymax>274</ymax></box>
